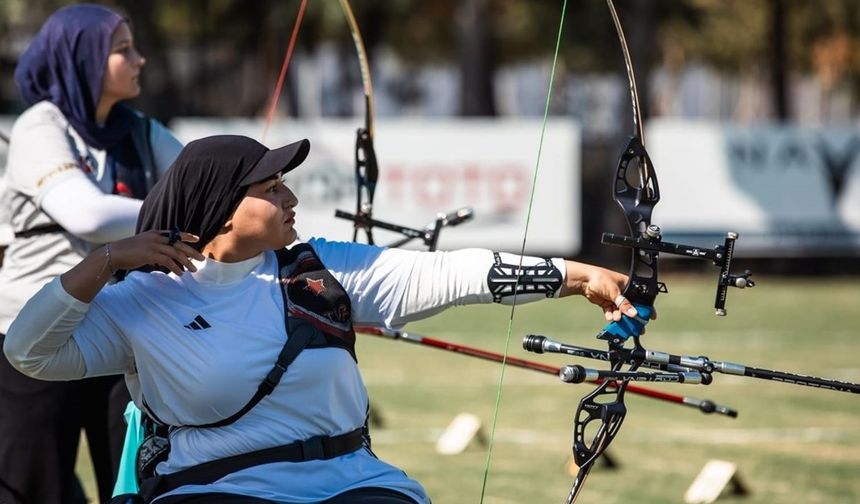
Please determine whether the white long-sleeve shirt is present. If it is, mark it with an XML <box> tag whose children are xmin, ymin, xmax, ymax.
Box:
<box><xmin>4</xmin><ymin>237</ymin><xmax>564</xmax><ymax>503</ymax></box>
<box><xmin>0</xmin><ymin>100</ymin><xmax>182</xmax><ymax>333</ymax></box>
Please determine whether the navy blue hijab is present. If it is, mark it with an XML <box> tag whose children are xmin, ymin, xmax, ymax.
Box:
<box><xmin>14</xmin><ymin>3</ymin><xmax>135</xmax><ymax>150</ymax></box>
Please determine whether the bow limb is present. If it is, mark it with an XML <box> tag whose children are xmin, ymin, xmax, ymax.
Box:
<box><xmin>338</xmin><ymin>0</ymin><xmax>375</xmax><ymax>139</ymax></box>
<box><xmin>259</xmin><ymin>0</ymin><xmax>378</xmax><ymax>227</ymax></box>
<box><xmin>607</xmin><ymin>0</ymin><xmax>645</xmax><ymax>145</ymax></box>
<box><xmin>601</xmin><ymin>0</ymin><xmax>660</xmax><ymax>331</ymax></box>
<box><xmin>337</xmin><ymin>0</ymin><xmax>380</xmax><ymax>243</ymax></box>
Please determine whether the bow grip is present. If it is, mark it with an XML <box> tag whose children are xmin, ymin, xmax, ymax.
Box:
<box><xmin>597</xmin><ymin>303</ymin><xmax>653</xmax><ymax>341</ymax></box>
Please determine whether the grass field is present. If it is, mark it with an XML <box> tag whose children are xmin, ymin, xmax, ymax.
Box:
<box><xmin>77</xmin><ymin>274</ymin><xmax>860</xmax><ymax>503</ymax></box>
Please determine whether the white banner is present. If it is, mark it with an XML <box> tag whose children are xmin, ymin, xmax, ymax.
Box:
<box><xmin>0</xmin><ymin>116</ymin><xmax>14</xmax><ymax>172</ymax></box>
<box><xmin>648</xmin><ymin>119</ymin><xmax>860</xmax><ymax>256</ymax></box>
<box><xmin>171</xmin><ymin>118</ymin><xmax>581</xmax><ymax>255</ymax></box>
<box><xmin>0</xmin><ymin>116</ymin><xmax>16</xmax><ymax>244</ymax></box>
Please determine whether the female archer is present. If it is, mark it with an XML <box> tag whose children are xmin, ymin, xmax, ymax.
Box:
<box><xmin>4</xmin><ymin>134</ymin><xmax>638</xmax><ymax>504</ymax></box>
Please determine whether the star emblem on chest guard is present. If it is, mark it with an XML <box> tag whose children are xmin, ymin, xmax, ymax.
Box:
<box><xmin>305</xmin><ymin>277</ymin><xmax>326</xmax><ymax>295</ymax></box>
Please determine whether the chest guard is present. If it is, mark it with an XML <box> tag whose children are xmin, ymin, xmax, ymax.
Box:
<box><xmin>276</xmin><ymin>243</ymin><xmax>357</xmax><ymax>361</ymax></box>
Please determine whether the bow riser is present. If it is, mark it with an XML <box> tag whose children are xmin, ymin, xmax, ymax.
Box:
<box><xmin>613</xmin><ymin>137</ymin><xmax>662</xmax><ymax>308</ymax></box>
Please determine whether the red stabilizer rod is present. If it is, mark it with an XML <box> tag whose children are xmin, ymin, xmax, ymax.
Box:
<box><xmin>356</xmin><ymin>326</ymin><xmax>737</xmax><ymax>418</ymax></box>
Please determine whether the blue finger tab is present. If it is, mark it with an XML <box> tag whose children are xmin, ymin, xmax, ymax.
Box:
<box><xmin>597</xmin><ymin>303</ymin><xmax>653</xmax><ymax>341</ymax></box>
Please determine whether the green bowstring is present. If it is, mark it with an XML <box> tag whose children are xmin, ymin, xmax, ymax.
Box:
<box><xmin>479</xmin><ymin>1</ymin><xmax>569</xmax><ymax>501</ymax></box>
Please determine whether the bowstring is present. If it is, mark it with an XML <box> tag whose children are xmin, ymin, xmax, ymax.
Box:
<box><xmin>478</xmin><ymin>1</ymin><xmax>569</xmax><ymax>501</ymax></box>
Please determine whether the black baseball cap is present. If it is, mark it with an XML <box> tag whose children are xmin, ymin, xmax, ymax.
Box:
<box><xmin>136</xmin><ymin>134</ymin><xmax>312</xmax><ymax>251</ymax></box>
<box><xmin>237</xmin><ymin>136</ymin><xmax>310</xmax><ymax>186</ymax></box>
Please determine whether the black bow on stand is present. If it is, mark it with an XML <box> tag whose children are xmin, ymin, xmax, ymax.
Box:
<box><xmin>333</xmin><ymin>0</ymin><xmax>473</xmax><ymax>251</ymax></box>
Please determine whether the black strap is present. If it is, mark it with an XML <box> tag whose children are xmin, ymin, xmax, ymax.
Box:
<box><xmin>188</xmin><ymin>327</ymin><xmax>315</xmax><ymax>429</ymax></box>
<box><xmin>140</xmin><ymin>319</ymin><xmax>313</xmax><ymax>430</ymax></box>
<box><xmin>13</xmin><ymin>223</ymin><xmax>65</xmax><ymax>239</ymax></box>
<box><xmin>128</xmin><ymin>115</ymin><xmax>158</xmax><ymax>195</ymax></box>
<box><xmin>135</xmin><ymin>248</ymin><xmax>366</xmax><ymax>500</ymax></box>
<box><xmin>141</xmin><ymin>248</ymin><xmax>313</xmax><ymax>430</ymax></box>
<box><xmin>140</xmin><ymin>427</ymin><xmax>365</xmax><ymax>501</ymax></box>
<box><xmin>171</xmin><ymin>249</ymin><xmax>312</xmax><ymax>429</ymax></box>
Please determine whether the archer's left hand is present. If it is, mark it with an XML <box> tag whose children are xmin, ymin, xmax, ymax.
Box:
<box><xmin>561</xmin><ymin>261</ymin><xmax>657</xmax><ymax>322</ymax></box>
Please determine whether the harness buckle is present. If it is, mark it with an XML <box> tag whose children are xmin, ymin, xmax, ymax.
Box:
<box><xmin>300</xmin><ymin>436</ymin><xmax>326</xmax><ymax>460</ymax></box>
<box><xmin>262</xmin><ymin>363</ymin><xmax>287</xmax><ymax>393</ymax></box>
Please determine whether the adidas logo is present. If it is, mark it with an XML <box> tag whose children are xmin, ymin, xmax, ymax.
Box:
<box><xmin>184</xmin><ymin>315</ymin><xmax>211</xmax><ymax>330</ymax></box>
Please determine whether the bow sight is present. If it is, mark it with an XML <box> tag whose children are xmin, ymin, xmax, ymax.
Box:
<box><xmin>601</xmin><ymin>215</ymin><xmax>755</xmax><ymax>317</ymax></box>
<box><xmin>600</xmin><ymin>135</ymin><xmax>755</xmax><ymax>343</ymax></box>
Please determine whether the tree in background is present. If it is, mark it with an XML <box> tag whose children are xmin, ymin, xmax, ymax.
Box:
<box><xmin>1</xmin><ymin>0</ymin><xmax>859</xmax><ymax>123</ymax></box>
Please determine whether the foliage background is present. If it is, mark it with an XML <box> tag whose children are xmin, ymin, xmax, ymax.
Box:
<box><xmin>2</xmin><ymin>0</ymin><xmax>860</xmax><ymax>121</ymax></box>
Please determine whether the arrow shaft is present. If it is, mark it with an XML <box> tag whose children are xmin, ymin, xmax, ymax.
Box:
<box><xmin>355</xmin><ymin>326</ymin><xmax>734</xmax><ymax>414</ymax></box>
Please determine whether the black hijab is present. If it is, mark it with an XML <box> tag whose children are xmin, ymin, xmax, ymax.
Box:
<box><xmin>14</xmin><ymin>4</ymin><xmax>135</xmax><ymax>150</ymax></box>
<box><xmin>136</xmin><ymin>135</ymin><xmax>310</xmax><ymax>251</ymax></box>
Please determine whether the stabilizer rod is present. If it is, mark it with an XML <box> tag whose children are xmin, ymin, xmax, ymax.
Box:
<box><xmin>357</xmin><ymin>326</ymin><xmax>738</xmax><ymax>417</ymax></box>
<box><xmin>559</xmin><ymin>364</ymin><xmax>707</xmax><ymax>385</ymax></box>
<box><xmin>525</xmin><ymin>334</ymin><xmax>860</xmax><ymax>395</ymax></box>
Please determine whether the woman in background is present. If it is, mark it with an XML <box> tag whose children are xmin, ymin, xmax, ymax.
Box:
<box><xmin>0</xmin><ymin>4</ymin><xmax>182</xmax><ymax>503</ymax></box>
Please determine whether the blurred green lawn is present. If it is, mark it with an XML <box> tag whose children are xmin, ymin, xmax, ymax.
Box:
<box><xmin>78</xmin><ymin>274</ymin><xmax>860</xmax><ymax>503</ymax></box>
